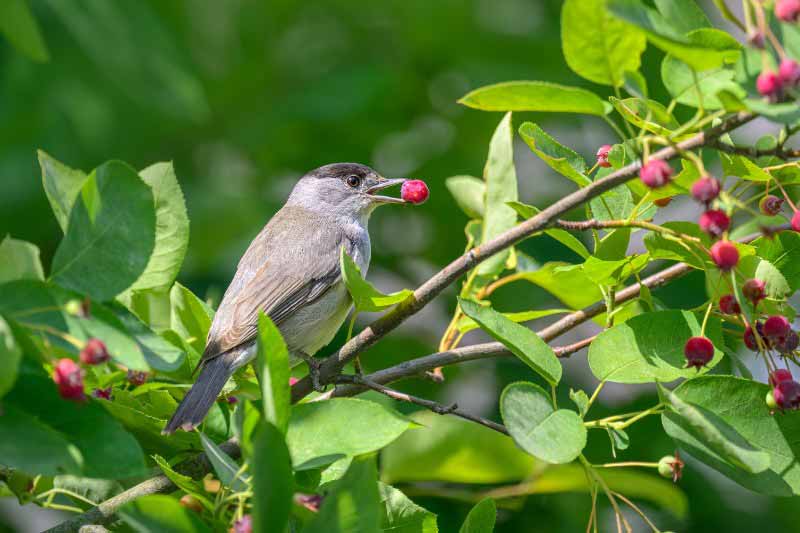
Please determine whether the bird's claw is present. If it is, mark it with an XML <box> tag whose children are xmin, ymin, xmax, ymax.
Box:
<box><xmin>298</xmin><ymin>353</ymin><xmax>326</xmax><ymax>393</ymax></box>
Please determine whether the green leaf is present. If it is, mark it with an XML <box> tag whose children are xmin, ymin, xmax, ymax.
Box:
<box><xmin>459</xmin><ymin>299</ymin><xmax>561</xmax><ymax>385</ymax></box>
<box><xmin>459</xmin><ymin>81</ymin><xmax>609</xmax><ymax>116</ymax></box>
<box><xmin>720</xmin><ymin>154</ymin><xmax>771</xmax><ymax>182</ymax></box>
<box><xmin>643</xmin><ymin>221</ymin><xmax>711</xmax><ymax>269</ymax></box>
<box><xmin>662</xmin><ymin>376</ymin><xmax>800</xmax><ymax>495</ymax></box>
<box><xmin>38</xmin><ymin>151</ymin><xmax>88</xmax><ymax>232</ymax></box>
<box><xmin>199</xmin><ymin>432</ymin><xmax>248</xmax><ymax>492</ymax></box>
<box><xmin>654</xmin><ymin>0</ymin><xmax>710</xmax><ymax>33</ymax></box>
<box><xmin>500</xmin><ymin>382</ymin><xmax>586</xmax><ymax>464</ymax></box>
<box><xmin>516</xmin><ymin>262</ymin><xmax>603</xmax><ymax>309</ymax></box>
<box><xmin>757</xmin><ymin>231</ymin><xmax>800</xmax><ymax>291</ymax></box>
<box><xmin>745</xmin><ymin>98</ymin><xmax>800</xmax><ymax>125</ymax></box>
<box><xmin>508</xmin><ymin>202</ymin><xmax>589</xmax><ymax>259</ymax></box>
<box><xmin>518</xmin><ymin>122</ymin><xmax>590</xmax><ymax>187</ymax></box>
<box><xmin>459</xmin><ymin>498</ymin><xmax>496</xmax><ymax>533</ymax></box>
<box><xmin>381</xmin><ymin>411</ymin><xmax>535</xmax><ymax>485</ymax></box>
<box><xmin>0</xmin><ymin>317</ymin><xmax>21</xmax><ymax>398</ymax></box>
<box><xmin>446</xmin><ymin>176</ymin><xmax>485</xmax><ymax>218</ymax></box>
<box><xmin>608</xmin><ymin>0</ymin><xmax>740</xmax><ymax>70</ymax></box>
<box><xmin>661</xmin><ymin>385</ymin><xmax>770</xmax><ymax>474</ymax></box>
<box><xmin>153</xmin><ymin>455</ymin><xmax>213</xmax><ymax>511</ymax></box>
<box><xmin>561</xmin><ymin>0</ymin><xmax>646</xmax><ymax>87</ymax></box>
<box><xmin>380</xmin><ymin>483</ymin><xmax>438</xmax><ymax>533</ymax></box>
<box><xmin>341</xmin><ymin>248</ymin><xmax>413</xmax><ymax>312</ymax></box>
<box><xmin>0</xmin><ymin>236</ymin><xmax>44</xmax><ymax>283</ymax></box>
<box><xmin>589</xmin><ymin>310</ymin><xmax>723</xmax><ymax>383</ymax></box>
<box><xmin>754</xmin><ymin>259</ymin><xmax>791</xmax><ymax>299</ymax></box>
<box><xmin>287</xmin><ymin>398</ymin><xmax>413</xmax><ymax>469</ymax></box>
<box><xmin>252</xmin><ymin>422</ymin><xmax>293</xmax><ymax>533</ymax></box>
<box><xmin>0</xmin><ymin>0</ymin><xmax>49</xmax><ymax>62</ymax></box>
<box><xmin>610</xmin><ymin>97</ymin><xmax>679</xmax><ymax>136</ymax></box>
<box><xmin>455</xmin><ymin>308</ymin><xmax>570</xmax><ymax>334</ymax></box>
<box><xmin>169</xmin><ymin>282</ymin><xmax>214</xmax><ymax>353</ymax></box>
<box><xmin>588</xmin><ymin>177</ymin><xmax>634</xmax><ymax>221</ymax></box>
<box><xmin>126</xmin><ymin>162</ymin><xmax>190</xmax><ymax>293</ymax></box>
<box><xmin>50</xmin><ymin>161</ymin><xmax>157</xmax><ymax>301</ymax></box>
<box><xmin>478</xmin><ymin>113</ymin><xmax>518</xmax><ymax>276</ymax></box>
<box><xmin>4</xmin><ymin>374</ymin><xmax>147</xmax><ymax>478</ymax></box>
<box><xmin>303</xmin><ymin>455</ymin><xmax>381</xmax><ymax>533</ymax></box>
<box><xmin>257</xmin><ymin>313</ymin><xmax>290</xmax><ymax>434</ymax></box>
<box><xmin>569</xmin><ymin>389</ymin><xmax>590</xmax><ymax>417</ymax></box>
<box><xmin>119</xmin><ymin>494</ymin><xmax>211</xmax><ymax>533</ymax></box>
<box><xmin>661</xmin><ymin>55</ymin><xmax>745</xmax><ymax>110</ymax></box>
<box><xmin>111</xmin><ymin>303</ymin><xmax>185</xmax><ymax>372</ymax></box>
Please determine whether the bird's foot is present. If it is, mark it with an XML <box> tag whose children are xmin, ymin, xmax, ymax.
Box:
<box><xmin>297</xmin><ymin>352</ymin><xmax>326</xmax><ymax>393</ymax></box>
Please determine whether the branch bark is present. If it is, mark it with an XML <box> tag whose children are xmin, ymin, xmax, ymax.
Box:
<box><xmin>291</xmin><ymin>111</ymin><xmax>754</xmax><ymax>402</ymax></box>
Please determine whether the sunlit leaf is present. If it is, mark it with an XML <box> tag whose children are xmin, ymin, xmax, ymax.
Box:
<box><xmin>446</xmin><ymin>175</ymin><xmax>485</xmax><ymax>218</ymax></box>
<box><xmin>518</xmin><ymin>122</ymin><xmax>589</xmax><ymax>187</ymax></box>
<box><xmin>459</xmin><ymin>498</ymin><xmax>496</xmax><ymax>533</ymax></box>
<box><xmin>0</xmin><ymin>236</ymin><xmax>44</xmax><ymax>283</ymax></box>
<box><xmin>341</xmin><ymin>248</ymin><xmax>413</xmax><ymax>312</ymax></box>
<box><xmin>459</xmin><ymin>81</ymin><xmax>609</xmax><ymax>116</ymax></box>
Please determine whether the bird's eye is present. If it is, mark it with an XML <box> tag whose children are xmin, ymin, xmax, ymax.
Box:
<box><xmin>346</xmin><ymin>175</ymin><xmax>361</xmax><ymax>188</ymax></box>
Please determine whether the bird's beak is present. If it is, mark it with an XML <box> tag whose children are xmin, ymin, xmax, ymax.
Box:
<box><xmin>366</xmin><ymin>178</ymin><xmax>406</xmax><ymax>204</ymax></box>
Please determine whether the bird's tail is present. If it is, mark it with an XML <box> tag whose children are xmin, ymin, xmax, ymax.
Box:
<box><xmin>163</xmin><ymin>354</ymin><xmax>236</xmax><ymax>434</ymax></box>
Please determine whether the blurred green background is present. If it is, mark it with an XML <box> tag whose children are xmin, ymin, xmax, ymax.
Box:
<box><xmin>2</xmin><ymin>0</ymin><xmax>799</xmax><ymax>531</ymax></box>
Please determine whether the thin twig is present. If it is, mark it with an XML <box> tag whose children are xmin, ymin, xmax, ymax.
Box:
<box><xmin>708</xmin><ymin>139</ymin><xmax>800</xmax><ymax>159</ymax></box>
<box><xmin>335</xmin><ymin>374</ymin><xmax>509</xmax><ymax>435</ymax></box>
<box><xmin>290</xmin><ymin>112</ymin><xmax>754</xmax><ymax>403</ymax></box>
<box><xmin>556</xmin><ymin>219</ymin><xmax>702</xmax><ymax>243</ymax></box>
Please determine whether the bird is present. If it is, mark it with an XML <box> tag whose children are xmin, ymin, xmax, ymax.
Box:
<box><xmin>163</xmin><ymin>163</ymin><xmax>406</xmax><ymax>434</ymax></box>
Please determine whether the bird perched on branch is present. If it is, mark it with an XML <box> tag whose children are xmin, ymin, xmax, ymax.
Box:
<box><xmin>164</xmin><ymin>163</ymin><xmax>407</xmax><ymax>434</ymax></box>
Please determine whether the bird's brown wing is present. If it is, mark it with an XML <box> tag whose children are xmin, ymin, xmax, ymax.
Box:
<box><xmin>201</xmin><ymin>206</ymin><xmax>349</xmax><ymax>361</ymax></box>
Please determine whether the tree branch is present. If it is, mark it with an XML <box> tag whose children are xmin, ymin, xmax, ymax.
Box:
<box><xmin>556</xmin><ymin>219</ymin><xmax>703</xmax><ymax>243</ymax></box>
<box><xmin>291</xmin><ymin>111</ymin><xmax>755</xmax><ymax>403</ymax></box>
<box><xmin>708</xmin><ymin>139</ymin><xmax>800</xmax><ymax>159</ymax></box>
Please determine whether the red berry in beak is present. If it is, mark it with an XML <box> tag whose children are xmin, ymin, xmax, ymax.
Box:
<box><xmin>718</xmin><ymin>294</ymin><xmax>741</xmax><ymax>315</ymax></box>
<box><xmin>79</xmin><ymin>338</ymin><xmax>110</xmax><ymax>365</ymax></box>
<box><xmin>742</xmin><ymin>278</ymin><xmax>766</xmax><ymax>305</ymax></box>
<box><xmin>401</xmin><ymin>180</ymin><xmax>429</xmax><ymax>204</ymax></box>
<box><xmin>770</xmin><ymin>368</ymin><xmax>794</xmax><ymax>387</ymax></box>
<box><xmin>639</xmin><ymin>160</ymin><xmax>673</xmax><ymax>188</ymax></box>
<box><xmin>710</xmin><ymin>241</ymin><xmax>739</xmax><ymax>271</ymax></box>
<box><xmin>763</xmin><ymin>315</ymin><xmax>791</xmax><ymax>340</ymax></box>
<box><xmin>699</xmin><ymin>209</ymin><xmax>730</xmax><ymax>238</ymax></box>
<box><xmin>760</xmin><ymin>194</ymin><xmax>784</xmax><ymax>216</ymax></box>
<box><xmin>53</xmin><ymin>358</ymin><xmax>85</xmax><ymax>402</ymax></box>
<box><xmin>684</xmin><ymin>336</ymin><xmax>714</xmax><ymax>368</ymax></box>
<box><xmin>691</xmin><ymin>175</ymin><xmax>721</xmax><ymax>203</ymax></box>
<box><xmin>596</xmin><ymin>145</ymin><xmax>612</xmax><ymax>168</ymax></box>
<box><xmin>773</xmin><ymin>379</ymin><xmax>800</xmax><ymax>410</ymax></box>
<box><xmin>776</xmin><ymin>0</ymin><xmax>800</xmax><ymax>22</ymax></box>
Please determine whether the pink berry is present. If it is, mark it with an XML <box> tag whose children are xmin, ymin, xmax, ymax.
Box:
<box><xmin>770</xmin><ymin>368</ymin><xmax>794</xmax><ymax>386</ymax></box>
<box><xmin>289</xmin><ymin>376</ymin><xmax>299</xmax><ymax>386</ymax></box>
<box><xmin>710</xmin><ymin>241</ymin><xmax>739</xmax><ymax>271</ymax></box>
<box><xmin>776</xmin><ymin>0</ymin><xmax>800</xmax><ymax>22</ymax></box>
<box><xmin>764</xmin><ymin>315</ymin><xmax>791</xmax><ymax>340</ymax></box>
<box><xmin>401</xmin><ymin>180</ymin><xmax>429</xmax><ymax>204</ymax></box>
<box><xmin>596</xmin><ymin>145</ymin><xmax>612</xmax><ymax>168</ymax></box>
<box><xmin>639</xmin><ymin>159</ymin><xmax>673</xmax><ymax>188</ymax></box>
<box><xmin>684</xmin><ymin>336</ymin><xmax>714</xmax><ymax>368</ymax></box>
<box><xmin>231</xmin><ymin>514</ymin><xmax>252</xmax><ymax>533</ymax></box>
<box><xmin>126</xmin><ymin>370</ymin><xmax>148</xmax><ymax>386</ymax></box>
<box><xmin>743</xmin><ymin>278</ymin><xmax>766</xmax><ymax>305</ymax></box>
<box><xmin>53</xmin><ymin>359</ymin><xmax>85</xmax><ymax>402</ymax></box>
<box><xmin>79</xmin><ymin>338</ymin><xmax>110</xmax><ymax>365</ymax></box>
<box><xmin>719</xmin><ymin>294</ymin><xmax>741</xmax><ymax>315</ymax></box>
<box><xmin>91</xmin><ymin>387</ymin><xmax>112</xmax><ymax>400</ymax></box>
<box><xmin>760</xmin><ymin>194</ymin><xmax>784</xmax><ymax>216</ymax></box>
<box><xmin>699</xmin><ymin>209</ymin><xmax>730</xmax><ymax>238</ymax></box>
<box><xmin>779</xmin><ymin>58</ymin><xmax>800</xmax><ymax>87</ymax></box>
<box><xmin>774</xmin><ymin>379</ymin><xmax>800</xmax><ymax>410</ymax></box>
<box><xmin>691</xmin><ymin>175</ymin><xmax>721</xmax><ymax>203</ymax></box>
<box><xmin>792</xmin><ymin>211</ymin><xmax>800</xmax><ymax>232</ymax></box>
<box><xmin>757</xmin><ymin>70</ymin><xmax>782</xmax><ymax>101</ymax></box>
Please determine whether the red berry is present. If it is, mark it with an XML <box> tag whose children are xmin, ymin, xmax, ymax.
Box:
<box><xmin>79</xmin><ymin>338</ymin><xmax>109</xmax><ymax>365</ymax></box>
<box><xmin>718</xmin><ymin>294</ymin><xmax>741</xmax><ymax>315</ymax></box>
<box><xmin>774</xmin><ymin>379</ymin><xmax>800</xmax><ymax>410</ymax></box>
<box><xmin>92</xmin><ymin>387</ymin><xmax>112</xmax><ymax>400</ymax></box>
<box><xmin>710</xmin><ymin>240</ymin><xmax>739</xmax><ymax>270</ymax></box>
<box><xmin>596</xmin><ymin>145</ymin><xmax>612</xmax><ymax>168</ymax></box>
<box><xmin>760</xmin><ymin>194</ymin><xmax>784</xmax><ymax>216</ymax></box>
<box><xmin>654</xmin><ymin>197</ymin><xmax>673</xmax><ymax>207</ymax></box>
<box><xmin>289</xmin><ymin>376</ymin><xmax>299</xmax><ymax>386</ymax></box>
<box><xmin>792</xmin><ymin>211</ymin><xmax>800</xmax><ymax>232</ymax></box>
<box><xmin>230</xmin><ymin>515</ymin><xmax>253</xmax><ymax>533</ymax></box>
<box><xmin>764</xmin><ymin>315</ymin><xmax>791</xmax><ymax>340</ymax></box>
<box><xmin>53</xmin><ymin>359</ymin><xmax>85</xmax><ymax>402</ymax></box>
<box><xmin>757</xmin><ymin>70</ymin><xmax>782</xmax><ymax>101</ymax></box>
<box><xmin>776</xmin><ymin>0</ymin><xmax>800</xmax><ymax>22</ymax></box>
<box><xmin>401</xmin><ymin>180</ymin><xmax>429</xmax><ymax>204</ymax></box>
<box><xmin>743</xmin><ymin>278</ymin><xmax>766</xmax><ymax>305</ymax></box>
<box><xmin>699</xmin><ymin>209</ymin><xmax>730</xmax><ymax>238</ymax></box>
<box><xmin>684</xmin><ymin>336</ymin><xmax>714</xmax><ymax>368</ymax></box>
<box><xmin>747</xmin><ymin>31</ymin><xmax>765</xmax><ymax>49</ymax></box>
<box><xmin>691</xmin><ymin>175</ymin><xmax>721</xmax><ymax>203</ymax></box>
<box><xmin>770</xmin><ymin>368</ymin><xmax>794</xmax><ymax>387</ymax></box>
<box><xmin>779</xmin><ymin>58</ymin><xmax>800</xmax><ymax>87</ymax></box>
<box><xmin>639</xmin><ymin>160</ymin><xmax>673</xmax><ymax>188</ymax></box>
<box><xmin>777</xmin><ymin>330</ymin><xmax>800</xmax><ymax>354</ymax></box>
<box><xmin>295</xmin><ymin>493</ymin><xmax>323</xmax><ymax>512</ymax></box>
<box><xmin>744</xmin><ymin>325</ymin><xmax>759</xmax><ymax>351</ymax></box>
<box><xmin>126</xmin><ymin>370</ymin><xmax>148</xmax><ymax>386</ymax></box>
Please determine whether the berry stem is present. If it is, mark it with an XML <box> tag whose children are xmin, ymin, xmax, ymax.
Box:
<box><xmin>700</xmin><ymin>301</ymin><xmax>714</xmax><ymax>337</ymax></box>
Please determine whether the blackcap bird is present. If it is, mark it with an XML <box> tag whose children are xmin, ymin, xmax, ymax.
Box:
<box><xmin>163</xmin><ymin>163</ymin><xmax>406</xmax><ymax>434</ymax></box>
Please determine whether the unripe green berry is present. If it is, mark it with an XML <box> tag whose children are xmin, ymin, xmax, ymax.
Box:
<box><xmin>766</xmin><ymin>390</ymin><xmax>778</xmax><ymax>410</ymax></box>
<box><xmin>658</xmin><ymin>456</ymin><xmax>675</xmax><ymax>478</ymax></box>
